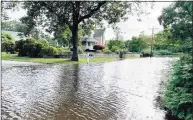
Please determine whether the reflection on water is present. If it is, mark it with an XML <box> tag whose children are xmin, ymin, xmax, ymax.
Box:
<box><xmin>2</xmin><ymin>57</ymin><xmax>175</xmax><ymax>120</ymax></box>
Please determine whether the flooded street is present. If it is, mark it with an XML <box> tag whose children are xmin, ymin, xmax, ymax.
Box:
<box><xmin>2</xmin><ymin>57</ymin><xmax>176</xmax><ymax>120</ymax></box>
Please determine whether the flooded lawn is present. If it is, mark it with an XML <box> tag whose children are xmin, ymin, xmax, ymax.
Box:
<box><xmin>2</xmin><ymin>57</ymin><xmax>175</xmax><ymax>120</ymax></box>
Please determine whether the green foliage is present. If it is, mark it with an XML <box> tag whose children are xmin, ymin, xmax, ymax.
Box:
<box><xmin>153</xmin><ymin>50</ymin><xmax>172</xmax><ymax>56</ymax></box>
<box><xmin>78</xmin><ymin>46</ymin><xmax>84</xmax><ymax>54</ymax></box>
<box><xmin>1</xmin><ymin>32</ymin><xmax>15</xmax><ymax>54</ymax></box>
<box><xmin>107</xmin><ymin>40</ymin><xmax>125</xmax><ymax>52</ymax></box>
<box><xmin>158</xmin><ymin>1</ymin><xmax>192</xmax><ymax>41</ymax></box>
<box><xmin>54</xmin><ymin>24</ymin><xmax>72</xmax><ymax>47</ymax></box>
<box><xmin>14</xmin><ymin>37</ymin><xmax>74</xmax><ymax>57</ymax></box>
<box><xmin>102</xmin><ymin>48</ymin><xmax>112</xmax><ymax>54</ymax></box>
<box><xmin>21</xmin><ymin>1</ymin><xmax>149</xmax><ymax>60</ymax></box>
<box><xmin>38</xmin><ymin>39</ymin><xmax>49</xmax><ymax>47</ymax></box>
<box><xmin>96</xmin><ymin>50</ymin><xmax>102</xmax><ymax>53</ymax></box>
<box><xmin>2</xmin><ymin>40</ymin><xmax>15</xmax><ymax>53</ymax></box>
<box><xmin>164</xmin><ymin>54</ymin><xmax>192</xmax><ymax>120</ymax></box>
<box><xmin>15</xmin><ymin>38</ymin><xmax>44</xmax><ymax>57</ymax></box>
<box><xmin>175</xmin><ymin>38</ymin><xmax>192</xmax><ymax>53</ymax></box>
<box><xmin>24</xmin><ymin>38</ymin><xmax>44</xmax><ymax>57</ymax></box>
<box><xmin>2</xmin><ymin>20</ymin><xmax>28</xmax><ymax>33</ymax></box>
<box><xmin>111</xmin><ymin>46</ymin><xmax>120</xmax><ymax>52</ymax></box>
<box><xmin>141</xmin><ymin>50</ymin><xmax>152</xmax><ymax>57</ymax></box>
<box><xmin>56</xmin><ymin>48</ymin><xmax>71</xmax><ymax>55</ymax></box>
<box><xmin>39</xmin><ymin>46</ymin><xmax>58</xmax><ymax>57</ymax></box>
<box><xmin>127</xmin><ymin>39</ymin><xmax>148</xmax><ymax>53</ymax></box>
<box><xmin>1</xmin><ymin>32</ymin><xmax>15</xmax><ymax>41</ymax></box>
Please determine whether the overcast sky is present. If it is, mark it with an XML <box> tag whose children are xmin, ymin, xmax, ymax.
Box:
<box><xmin>7</xmin><ymin>2</ymin><xmax>172</xmax><ymax>40</ymax></box>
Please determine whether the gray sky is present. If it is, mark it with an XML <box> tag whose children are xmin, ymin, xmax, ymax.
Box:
<box><xmin>7</xmin><ymin>2</ymin><xmax>172</xmax><ymax>40</ymax></box>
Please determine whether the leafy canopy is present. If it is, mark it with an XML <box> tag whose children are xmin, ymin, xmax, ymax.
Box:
<box><xmin>158</xmin><ymin>1</ymin><xmax>192</xmax><ymax>40</ymax></box>
<box><xmin>21</xmin><ymin>1</ymin><xmax>149</xmax><ymax>36</ymax></box>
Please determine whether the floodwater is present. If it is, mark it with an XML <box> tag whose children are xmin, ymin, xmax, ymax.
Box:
<box><xmin>2</xmin><ymin>57</ymin><xmax>176</xmax><ymax>120</ymax></box>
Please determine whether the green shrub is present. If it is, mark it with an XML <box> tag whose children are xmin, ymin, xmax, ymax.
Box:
<box><xmin>2</xmin><ymin>40</ymin><xmax>15</xmax><ymax>53</ymax></box>
<box><xmin>78</xmin><ymin>46</ymin><xmax>84</xmax><ymax>54</ymax></box>
<box><xmin>39</xmin><ymin>46</ymin><xmax>58</xmax><ymax>57</ymax></box>
<box><xmin>122</xmin><ymin>49</ymin><xmax>128</xmax><ymax>54</ymax></box>
<box><xmin>31</xmin><ymin>42</ymin><xmax>44</xmax><ymax>57</ymax></box>
<box><xmin>102</xmin><ymin>48</ymin><xmax>112</xmax><ymax>54</ymax></box>
<box><xmin>107</xmin><ymin>40</ymin><xmax>125</xmax><ymax>50</ymax></box>
<box><xmin>128</xmin><ymin>39</ymin><xmax>148</xmax><ymax>52</ymax></box>
<box><xmin>96</xmin><ymin>50</ymin><xmax>102</xmax><ymax>53</ymax></box>
<box><xmin>38</xmin><ymin>39</ymin><xmax>49</xmax><ymax>46</ymax></box>
<box><xmin>57</xmin><ymin>48</ymin><xmax>71</xmax><ymax>55</ymax></box>
<box><xmin>15</xmin><ymin>40</ymin><xmax>27</xmax><ymax>56</ymax></box>
<box><xmin>141</xmin><ymin>50</ymin><xmax>152</xmax><ymax>57</ymax></box>
<box><xmin>15</xmin><ymin>38</ymin><xmax>45</xmax><ymax>57</ymax></box>
<box><xmin>153</xmin><ymin>50</ymin><xmax>172</xmax><ymax>55</ymax></box>
<box><xmin>164</xmin><ymin>54</ymin><xmax>192</xmax><ymax>120</ymax></box>
<box><xmin>111</xmin><ymin>46</ymin><xmax>119</xmax><ymax>52</ymax></box>
<box><xmin>1</xmin><ymin>32</ymin><xmax>15</xmax><ymax>41</ymax></box>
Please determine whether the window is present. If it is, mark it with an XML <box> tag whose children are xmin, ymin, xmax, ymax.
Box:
<box><xmin>88</xmin><ymin>42</ymin><xmax>90</xmax><ymax>46</ymax></box>
<box><xmin>82</xmin><ymin>41</ymin><xmax>86</xmax><ymax>46</ymax></box>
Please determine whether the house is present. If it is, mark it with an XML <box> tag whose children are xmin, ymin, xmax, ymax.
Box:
<box><xmin>93</xmin><ymin>29</ymin><xmax>105</xmax><ymax>45</ymax></box>
<box><xmin>82</xmin><ymin>36</ymin><xmax>97</xmax><ymax>51</ymax></box>
<box><xmin>81</xmin><ymin>29</ymin><xmax>105</xmax><ymax>51</ymax></box>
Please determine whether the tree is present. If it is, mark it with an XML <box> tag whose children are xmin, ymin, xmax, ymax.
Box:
<box><xmin>127</xmin><ymin>38</ymin><xmax>148</xmax><ymax>52</ymax></box>
<box><xmin>153</xmin><ymin>29</ymin><xmax>181</xmax><ymax>51</ymax></box>
<box><xmin>1</xmin><ymin>2</ymin><xmax>20</xmax><ymax>20</ymax></box>
<box><xmin>53</xmin><ymin>24</ymin><xmax>94</xmax><ymax>48</ymax></box>
<box><xmin>2</xmin><ymin>20</ymin><xmax>28</xmax><ymax>33</ymax></box>
<box><xmin>158</xmin><ymin>1</ymin><xmax>192</xmax><ymax>41</ymax></box>
<box><xmin>21</xmin><ymin>1</ymin><xmax>149</xmax><ymax>61</ymax></box>
<box><xmin>107</xmin><ymin>40</ymin><xmax>125</xmax><ymax>52</ymax></box>
<box><xmin>113</xmin><ymin>25</ymin><xmax>123</xmax><ymax>40</ymax></box>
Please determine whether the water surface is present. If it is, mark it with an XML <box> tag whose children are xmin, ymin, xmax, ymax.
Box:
<box><xmin>2</xmin><ymin>57</ymin><xmax>175</xmax><ymax>120</ymax></box>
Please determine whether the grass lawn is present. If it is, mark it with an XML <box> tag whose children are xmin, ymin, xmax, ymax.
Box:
<box><xmin>2</xmin><ymin>52</ymin><xmax>139</xmax><ymax>64</ymax></box>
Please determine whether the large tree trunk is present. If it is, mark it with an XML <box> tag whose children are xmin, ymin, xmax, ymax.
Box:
<box><xmin>71</xmin><ymin>23</ymin><xmax>79</xmax><ymax>61</ymax></box>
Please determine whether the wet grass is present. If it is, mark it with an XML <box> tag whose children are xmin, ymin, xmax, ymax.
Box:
<box><xmin>2</xmin><ymin>52</ymin><xmax>138</xmax><ymax>64</ymax></box>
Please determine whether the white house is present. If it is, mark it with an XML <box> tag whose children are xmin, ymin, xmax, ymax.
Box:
<box><xmin>82</xmin><ymin>36</ymin><xmax>97</xmax><ymax>51</ymax></box>
<box><xmin>81</xmin><ymin>29</ymin><xmax>105</xmax><ymax>51</ymax></box>
<box><xmin>93</xmin><ymin>29</ymin><xmax>105</xmax><ymax>45</ymax></box>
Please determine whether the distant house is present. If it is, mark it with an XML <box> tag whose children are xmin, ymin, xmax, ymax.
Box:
<box><xmin>2</xmin><ymin>30</ymin><xmax>26</xmax><ymax>41</ymax></box>
<box><xmin>93</xmin><ymin>29</ymin><xmax>105</xmax><ymax>45</ymax></box>
<box><xmin>82</xmin><ymin>36</ymin><xmax>97</xmax><ymax>51</ymax></box>
<box><xmin>81</xmin><ymin>29</ymin><xmax>105</xmax><ymax>51</ymax></box>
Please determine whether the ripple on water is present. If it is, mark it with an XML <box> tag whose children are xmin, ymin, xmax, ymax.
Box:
<box><xmin>2</xmin><ymin>57</ymin><xmax>176</xmax><ymax>120</ymax></box>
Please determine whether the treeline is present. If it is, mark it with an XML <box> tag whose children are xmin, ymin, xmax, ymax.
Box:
<box><xmin>104</xmin><ymin>28</ymin><xmax>185</xmax><ymax>57</ymax></box>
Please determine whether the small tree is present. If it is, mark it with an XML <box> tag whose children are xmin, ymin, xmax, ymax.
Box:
<box><xmin>128</xmin><ymin>39</ymin><xmax>148</xmax><ymax>53</ymax></box>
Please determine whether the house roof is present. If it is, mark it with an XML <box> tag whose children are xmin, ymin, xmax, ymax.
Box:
<box><xmin>93</xmin><ymin>29</ymin><xmax>105</xmax><ymax>37</ymax></box>
<box><xmin>2</xmin><ymin>30</ymin><xmax>26</xmax><ymax>41</ymax></box>
<box><xmin>82</xmin><ymin>36</ymin><xmax>97</xmax><ymax>42</ymax></box>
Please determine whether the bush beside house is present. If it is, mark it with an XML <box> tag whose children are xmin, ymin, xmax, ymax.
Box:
<box><xmin>93</xmin><ymin>44</ymin><xmax>105</xmax><ymax>50</ymax></box>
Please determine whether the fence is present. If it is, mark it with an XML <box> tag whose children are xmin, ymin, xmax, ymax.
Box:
<box><xmin>43</xmin><ymin>53</ymin><xmax>140</xmax><ymax>59</ymax></box>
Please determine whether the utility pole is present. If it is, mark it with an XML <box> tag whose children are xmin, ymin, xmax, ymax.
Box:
<box><xmin>149</xmin><ymin>27</ymin><xmax>159</xmax><ymax>58</ymax></box>
<box><xmin>150</xmin><ymin>27</ymin><xmax>154</xmax><ymax>58</ymax></box>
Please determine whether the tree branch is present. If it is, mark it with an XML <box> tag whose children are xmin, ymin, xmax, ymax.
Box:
<box><xmin>78</xmin><ymin>1</ymin><xmax>107</xmax><ymax>23</ymax></box>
